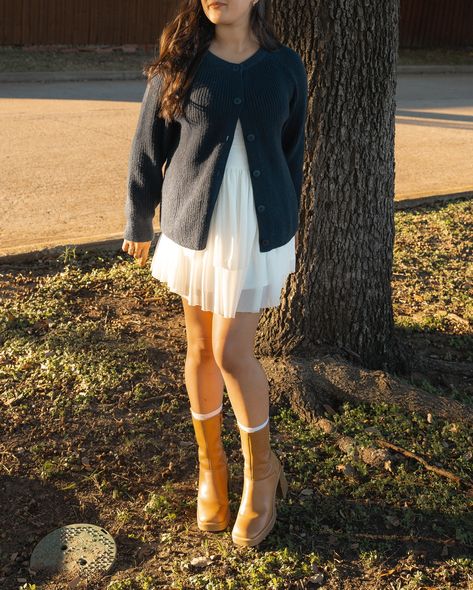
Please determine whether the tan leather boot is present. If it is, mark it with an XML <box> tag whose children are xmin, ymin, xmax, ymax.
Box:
<box><xmin>232</xmin><ymin>421</ymin><xmax>288</xmax><ymax>547</ymax></box>
<box><xmin>191</xmin><ymin>412</ymin><xmax>231</xmax><ymax>531</ymax></box>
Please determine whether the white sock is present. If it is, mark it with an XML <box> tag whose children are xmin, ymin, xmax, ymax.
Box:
<box><xmin>191</xmin><ymin>403</ymin><xmax>223</xmax><ymax>420</ymax></box>
<box><xmin>237</xmin><ymin>416</ymin><xmax>269</xmax><ymax>433</ymax></box>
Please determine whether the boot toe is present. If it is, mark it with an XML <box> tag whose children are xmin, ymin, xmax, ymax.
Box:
<box><xmin>232</xmin><ymin>506</ymin><xmax>277</xmax><ymax>546</ymax></box>
<box><xmin>198</xmin><ymin>504</ymin><xmax>231</xmax><ymax>531</ymax></box>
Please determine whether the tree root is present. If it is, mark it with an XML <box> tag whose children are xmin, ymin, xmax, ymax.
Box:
<box><xmin>261</xmin><ymin>354</ymin><xmax>473</xmax><ymax>426</ymax></box>
<box><xmin>376</xmin><ymin>438</ymin><xmax>464</xmax><ymax>487</ymax></box>
<box><xmin>261</xmin><ymin>353</ymin><xmax>473</xmax><ymax>493</ymax></box>
<box><xmin>415</xmin><ymin>355</ymin><xmax>473</xmax><ymax>379</ymax></box>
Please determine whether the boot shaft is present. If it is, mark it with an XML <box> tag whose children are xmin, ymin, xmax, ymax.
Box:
<box><xmin>238</xmin><ymin>423</ymin><xmax>274</xmax><ymax>480</ymax></box>
<box><xmin>192</xmin><ymin>412</ymin><xmax>227</xmax><ymax>470</ymax></box>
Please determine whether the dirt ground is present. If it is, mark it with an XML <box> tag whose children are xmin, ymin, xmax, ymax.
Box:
<box><xmin>0</xmin><ymin>199</ymin><xmax>472</xmax><ymax>589</ymax></box>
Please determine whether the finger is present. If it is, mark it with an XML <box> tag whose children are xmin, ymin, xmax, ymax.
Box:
<box><xmin>139</xmin><ymin>243</ymin><xmax>151</xmax><ymax>259</ymax></box>
<box><xmin>136</xmin><ymin>253</ymin><xmax>148</xmax><ymax>267</ymax></box>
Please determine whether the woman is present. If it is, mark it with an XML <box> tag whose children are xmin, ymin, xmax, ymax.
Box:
<box><xmin>122</xmin><ymin>0</ymin><xmax>308</xmax><ymax>547</ymax></box>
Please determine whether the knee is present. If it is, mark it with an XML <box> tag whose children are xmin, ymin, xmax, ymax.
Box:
<box><xmin>214</xmin><ymin>343</ymin><xmax>251</xmax><ymax>374</ymax></box>
<box><xmin>186</xmin><ymin>338</ymin><xmax>215</xmax><ymax>365</ymax></box>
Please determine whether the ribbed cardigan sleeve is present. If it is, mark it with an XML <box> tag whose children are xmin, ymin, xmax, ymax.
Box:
<box><xmin>281</xmin><ymin>54</ymin><xmax>308</xmax><ymax>209</ymax></box>
<box><xmin>123</xmin><ymin>74</ymin><xmax>167</xmax><ymax>243</ymax></box>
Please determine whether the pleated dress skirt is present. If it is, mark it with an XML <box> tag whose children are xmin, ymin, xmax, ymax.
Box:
<box><xmin>150</xmin><ymin>118</ymin><xmax>296</xmax><ymax>318</ymax></box>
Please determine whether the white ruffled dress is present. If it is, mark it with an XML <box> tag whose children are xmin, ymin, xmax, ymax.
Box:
<box><xmin>150</xmin><ymin>118</ymin><xmax>296</xmax><ymax>318</ymax></box>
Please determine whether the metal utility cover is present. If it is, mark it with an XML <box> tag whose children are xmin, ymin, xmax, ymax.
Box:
<box><xmin>30</xmin><ymin>524</ymin><xmax>117</xmax><ymax>578</ymax></box>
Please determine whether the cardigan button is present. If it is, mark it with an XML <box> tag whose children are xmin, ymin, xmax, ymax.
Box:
<box><xmin>232</xmin><ymin>64</ymin><xmax>240</xmax><ymax>71</ymax></box>
<box><xmin>252</xmin><ymin>169</ymin><xmax>261</xmax><ymax>177</ymax></box>
<box><xmin>233</xmin><ymin>97</ymin><xmax>242</xmax><ymax>104</ymax></box>
<box><xmin>247</xmin><ymin>134</ymin><xmax>255</xmax><ymax>141</ymax></box>
<box><xmin>257</xmin><ymin>204</ymin><xmax>265</xmax><ymax>212</ymax></box>
<box><xmin>262</xmin><ymin>239</ymin><xmax>269</xmax><ymax>246</ymax></box>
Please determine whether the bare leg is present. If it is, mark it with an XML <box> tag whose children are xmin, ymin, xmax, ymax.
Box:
<box><xmin>181</xmin><ymin>297</ymin><xmax>224</xmax><ymax>414</ymax></box>
<box><xmin>211</xmin><ymin>308</ymin><xmax>287</xmax><ymax>546</ymax></box>
<box><xmin>181</xmin><ymin>297</ymin><xmax>230</xmax><ymax>531</ymax></box>
<box><xmin>211</xmin><ymin>309</ymin><xmax>267</xmax><ymax>428</ymax></box>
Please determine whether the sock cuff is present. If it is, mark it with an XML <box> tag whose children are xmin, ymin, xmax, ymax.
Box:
<box><xmin>191</xmin><ymin>404</ymin><xmax>223</xmax><ymax>420</ymax></box>
<box><xmin>237</xmin><ymin>416</ymin><xmax>269</xmax><ymax>433</ymax></box>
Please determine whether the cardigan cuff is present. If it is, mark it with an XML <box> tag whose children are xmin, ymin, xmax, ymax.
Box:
<box><xmin>123</xmin><ymin>218</ymin><xmax>155</xmax><ymax>243</ymax></box>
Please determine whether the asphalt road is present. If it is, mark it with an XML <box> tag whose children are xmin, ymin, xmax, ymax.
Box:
<box><xmin>395</xmin><ymin>73</ymin><xmax>473</xmax><ymax>200</ymax></box>
<box><xmin>1</xmin><ymin>73</ymin><xmax>472</xmax><ymax>257</ymax></box>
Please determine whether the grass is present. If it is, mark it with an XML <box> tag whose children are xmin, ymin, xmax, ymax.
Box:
<box><xmin>0</xmin><ymin>197</ymin><xmax>472</xmax><ymax>589</ymax></box>
<box><xmin>0</xmin><ymin>46</ymin><xmax>473</xmax><ymax>73</ymax></box>
<box><xmin>0</xmin><ymin>46</ymin><xmax>157</xmax><ymax>73</ymax></box>
<box><xmin>392</xmin><ymin>198</ymin><xmax>473</xmax><ymax>403</ymax></box>
<box><xmin>398</xmin><ymin>47</ymin><xmax>473</xmax><ymax>66</ymax></box>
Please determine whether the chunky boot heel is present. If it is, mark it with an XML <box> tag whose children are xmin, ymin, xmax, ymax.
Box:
<box><xmin>276</xmin><ymin>465</ymin><xmax>288</xmax><ymax>499</ymax></box>
<box><xmin>191</xmin><ymin>412</ymin><xmax>230</xmax><ymax>532</ymax></box>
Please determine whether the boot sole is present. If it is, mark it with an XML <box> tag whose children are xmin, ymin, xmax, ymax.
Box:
<box><xmin>232</xmin><ymin>465</ymin><xmax>288</xmax><ymax>546</ymax></box>
<box><xmin>232</xmin><ymin>505</ymin><xmax>277</xmax><ymax>546</ymax></box>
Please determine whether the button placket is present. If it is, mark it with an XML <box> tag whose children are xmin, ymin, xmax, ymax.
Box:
<box><xmin>231</xmin><ymin>68</ymin><xmax>265</xmax><ymax>232</ymax></box>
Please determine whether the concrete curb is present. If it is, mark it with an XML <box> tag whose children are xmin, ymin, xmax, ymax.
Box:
<box><xmin>1</xmin><ymin>64</ymin><xmax>473</xmax><ymax>83</ymax></box>
<box><xmin>394</xmin><ymin>189</ymin><xmax>472</xmax><ymax>209</ymax></box>
<box><xmin>397</xmin><ymin>64</ymin><xmax>473</xmax><ymax>75</ymax></box>
<box><xmin>1</xmin><ymin>191</ymin><xmax>471</xmax><ymax>265</ymax></box>
<box><xmin>0</xmin><ymin>70</ymin><xmax>145</xmax><ymax>83</ymax></box>
<box><xmin>0</xmin><ymin>236</ymin><xmax>128</xmax><ymax>265</ymax></box>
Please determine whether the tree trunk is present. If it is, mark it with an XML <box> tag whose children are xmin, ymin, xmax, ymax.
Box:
<box><xmin>259</xmin><ymin>0</ymin><xmax>402</xmax><ymax>372</ymax></box>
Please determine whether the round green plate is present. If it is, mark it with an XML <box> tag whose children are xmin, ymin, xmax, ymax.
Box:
<box><xmin>30</xmin><ymin>523</ymin><xmax>117</xmax><ymax>578</ymax></box>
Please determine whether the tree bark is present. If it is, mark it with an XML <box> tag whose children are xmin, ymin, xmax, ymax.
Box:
<box><xmin>259</xmin><ymin>0</ymin><xmax>402</xmax><ymax>372</ymax></box>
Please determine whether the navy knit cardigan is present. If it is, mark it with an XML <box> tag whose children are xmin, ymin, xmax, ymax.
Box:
<box><xmin>123</xmin><ymin>43</ymin><xmax>308</xmax><ymax>253</ymax></box>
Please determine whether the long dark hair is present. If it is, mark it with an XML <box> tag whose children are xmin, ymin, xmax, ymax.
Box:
<box><xmin>143</xmin><ymin>0</ymin><xmax>282</xmax><ymax>123</ymax></box>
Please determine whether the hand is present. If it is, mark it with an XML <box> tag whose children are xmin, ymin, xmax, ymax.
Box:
<box><xmin>122</xmin><ymin>239</ymin><xmax>152</xmax><ymax>268</ymax></box>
